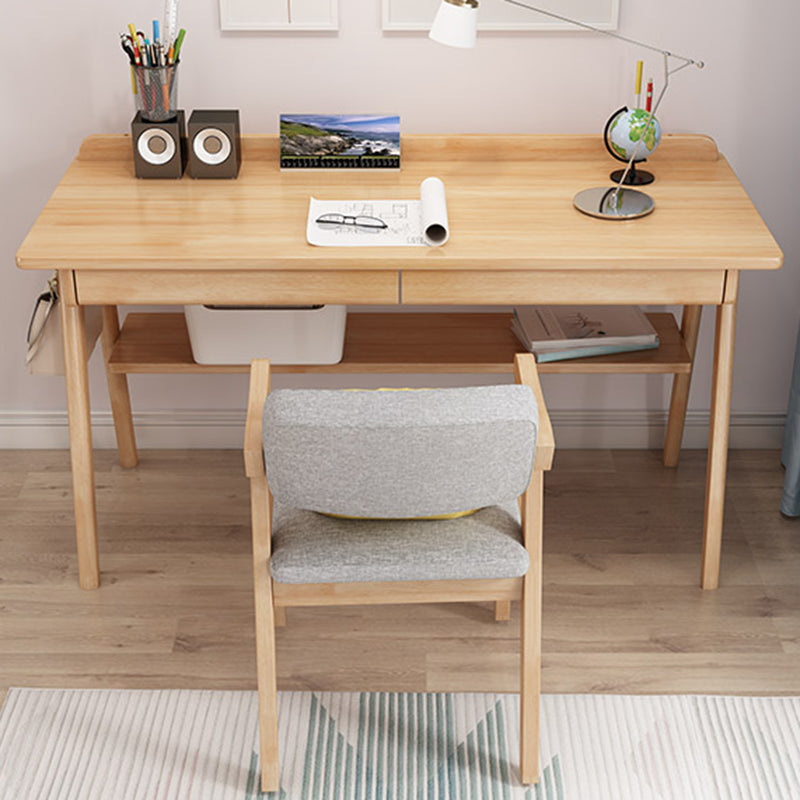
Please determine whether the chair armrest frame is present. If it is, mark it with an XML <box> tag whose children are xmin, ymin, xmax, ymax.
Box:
<box><xmin>514</xmin><ymin>353</ymin><xmax>554</xmax><ymax>471</ymax></box>
<box><xmin>245</xmin><ymin>359</ymin><xmax>271</xmax><ymax>478</ymax></box>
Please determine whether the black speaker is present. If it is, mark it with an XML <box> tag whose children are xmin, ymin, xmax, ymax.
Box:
<box><xmin>187</xmin><ymin>110</ymin><xmax>241</xmax><ymax>179</ymax></box>
<box><xmin>131</xmin><ymin>111</ymin><xmax>187</xmax><ymax>179</ymax></box>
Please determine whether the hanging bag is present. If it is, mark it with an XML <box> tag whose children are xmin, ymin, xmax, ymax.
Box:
<box><xmin>25</xmin><ymin>273</ymin><xmax>102</xmax><ymax>375</ymax></box>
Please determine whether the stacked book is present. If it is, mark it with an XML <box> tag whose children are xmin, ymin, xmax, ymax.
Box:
<box><xmin>512</xmin><ymin>305</ymin><xmax>660</xmax><ymax>363</ymax></box>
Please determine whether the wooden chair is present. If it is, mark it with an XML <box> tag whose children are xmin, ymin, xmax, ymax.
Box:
<box><xmin>244</xmin><ymin>353</ymin><xmax>555</xmax><ymax>792</ymax></box>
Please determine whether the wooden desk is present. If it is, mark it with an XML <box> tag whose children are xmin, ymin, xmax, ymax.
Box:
<box><xmin>16</xmin><ymin>134</ymin><xmax>782</xmax><ymax>591</ymax></box>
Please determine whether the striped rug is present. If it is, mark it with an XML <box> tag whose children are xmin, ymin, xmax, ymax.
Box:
<box><xmin>0</xmin><ymin>690</ymin><xmax>798</xmax><ymax>799</ymax></box>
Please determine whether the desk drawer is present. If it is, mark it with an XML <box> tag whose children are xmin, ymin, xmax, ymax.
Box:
<box><xmin>76</xmin><ymin>270</ymin><xmax>400</xmax><ymax>306</ymax></box>
<box><xmin>402</xmin><ymin>270</ymin><xmax>726</xmax><ymax>305</ymax></box>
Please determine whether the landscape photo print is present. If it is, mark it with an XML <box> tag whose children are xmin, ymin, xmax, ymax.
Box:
<box><xmin>280</xmin><ymin>114</ymin><xmax>401</xmax><ymax>169</ymax></box>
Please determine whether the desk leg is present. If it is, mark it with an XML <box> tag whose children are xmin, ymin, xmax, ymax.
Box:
<box><xmin>663</xmin><ymin>305</ymin><xmax>703</xmax><ymax>468</ymax></box>
<box><xmin>60</xmin><ymin>292</ymin><xmax>100</xmax><ymax>590</ymax></box>
<box><xmin>701</xmin><ymin>301</ymin><xmax>736</xmax><ymax>590</ymax></box>
<box><xmin>101</xmin><ymin>307</ymin><xmax>138</xmax><ymax>468</ymax></box>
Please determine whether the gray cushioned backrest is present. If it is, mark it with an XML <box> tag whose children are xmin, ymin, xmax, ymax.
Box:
<box><xmin>263</xmin><ymin>385</ymin><xmax>538</xmax><ymax>519</ymax></box>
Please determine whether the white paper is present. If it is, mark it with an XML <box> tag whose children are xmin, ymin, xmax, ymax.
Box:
<box><xmin>306</xmin><ymin>177</ymin><xmax>449</xmax><ymax>247</ymax></box>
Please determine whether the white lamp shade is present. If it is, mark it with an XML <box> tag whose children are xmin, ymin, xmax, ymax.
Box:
<box><xmin>429</xmin><ymin>1</ymin><xmax>478</xmax><ymax>49</ymax></box>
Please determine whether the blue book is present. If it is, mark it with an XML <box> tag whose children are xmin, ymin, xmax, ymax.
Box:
<box><xmin>533</xmin><ymin>340</ymin><xmax>660</xmax><ymax>363</ymax></box>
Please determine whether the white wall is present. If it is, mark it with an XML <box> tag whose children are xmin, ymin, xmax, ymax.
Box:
<box><xmin>2</xmin><ymin>0</ymin><xmax>798</xmax><ymax>448</ymax></box>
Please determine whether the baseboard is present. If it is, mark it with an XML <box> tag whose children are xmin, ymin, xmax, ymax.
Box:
<box><xmin>0</xmin><ymin>409</ymin><xmax>785</xmax><ymax>450</ymax></box>
<box><xmin>549</xmin><ymin>410</ymin><xmax>785</xmax><ymax>449</ymax></box>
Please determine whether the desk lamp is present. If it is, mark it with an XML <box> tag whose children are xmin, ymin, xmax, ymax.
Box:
<box><xmin>429</xmin><ymin>0</ymin><xmax>704</xmax><ymax>219</ymax></box>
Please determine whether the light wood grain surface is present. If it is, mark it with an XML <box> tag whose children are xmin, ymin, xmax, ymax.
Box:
<box><xmin>16</xmin><ymin>135</ymin><xmax>782</xmax><ymax>273</ymax></box>
<box><xmin>1</xmin><ymin>448</ymin><xmax>797</xmax><ymax>711</ymax></box>
<box><xmin>11</xmin><ymin>133</ymin><xmax>784</xmax><ymax>597</ymax></box>
<box><xmin>106</xmin><ymin>311</ymin><xmax>692</xmax><ymax>375</ymax></box>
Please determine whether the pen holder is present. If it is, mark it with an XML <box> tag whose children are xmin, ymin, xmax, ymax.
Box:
<box><xmin>132</xmin><ymin>63</ymin><xmax>179</xmax><ymax>123</ymax></box>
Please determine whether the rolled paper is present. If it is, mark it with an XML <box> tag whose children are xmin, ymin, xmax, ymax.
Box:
<box><xmin>420</xmin><ymin>176</ymin><xmax>449</xmax><ymax>246</ymax></box>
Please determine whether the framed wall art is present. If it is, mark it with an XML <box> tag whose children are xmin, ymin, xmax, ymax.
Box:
<box><xmin>220</xmin><ymin>0</ymin><xmax>338</xmax><ymax>31</ymax></box>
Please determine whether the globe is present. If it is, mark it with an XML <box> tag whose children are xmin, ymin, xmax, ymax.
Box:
<box><xmin>607</xmin><ymin>108</ymin><xmax>661</xmax><ymax>162</ymax></box>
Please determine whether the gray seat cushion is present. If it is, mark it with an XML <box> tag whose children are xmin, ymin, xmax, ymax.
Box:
<box><xmin>270</xmin><ymin>501</ymin><xmax>528</xmax><ymax>584</ymax></box>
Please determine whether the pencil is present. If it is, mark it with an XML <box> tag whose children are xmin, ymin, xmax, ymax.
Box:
<box><xmin>635</xmin><ymin>60</ymin><xmax>643</xmax><ymax>109</ymax></box>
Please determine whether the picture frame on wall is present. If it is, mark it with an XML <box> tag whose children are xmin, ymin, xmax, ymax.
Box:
<box><xmin>382</xmin><ymin>0</ymin><xmax>619</xmax><ymax>32</ymax></box>
<box><xmin>220</xmin><ymin>0</ymin><xmax>338</xmax><ymax>31</ymax></box>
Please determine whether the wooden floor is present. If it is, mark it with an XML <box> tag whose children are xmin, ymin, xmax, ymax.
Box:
<box><xmin>1</xmin><ymin>448</ymin><xmax>799</xmax><ymax>710</ymax></box>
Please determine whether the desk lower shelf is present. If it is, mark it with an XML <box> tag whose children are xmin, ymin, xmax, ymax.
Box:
<box><xmin>107</xmin><ymin>311</ymin><xmax>691</xmax><ymax>375</ymax></box>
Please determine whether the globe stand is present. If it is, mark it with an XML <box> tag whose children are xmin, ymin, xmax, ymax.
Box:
<box><xmin>573</xmin><ymin>186</ymin><xmax>655</xmax><ymax>220</ymax></box>
<box><xmin>610</xmin><ymin>162</ymin><xmax>655</xmax><ymax>186</ymax></box>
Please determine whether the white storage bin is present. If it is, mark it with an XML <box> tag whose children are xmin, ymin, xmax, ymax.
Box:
<box><xmin>184</xmin><ymin>304</ymin><xmax>347</xmax><ymax>365</ymax></box>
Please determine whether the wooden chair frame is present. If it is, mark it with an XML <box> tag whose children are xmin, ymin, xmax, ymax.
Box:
<box><xmin>244</xmin><ymin>353</ymin><xmax>555</xmax><ymax>792</ymax></box>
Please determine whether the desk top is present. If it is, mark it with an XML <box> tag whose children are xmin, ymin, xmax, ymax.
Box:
<box><xmin>16</xmin><ymin>134</ymin><xmax>782</xmax><ymax>273</ymax></box>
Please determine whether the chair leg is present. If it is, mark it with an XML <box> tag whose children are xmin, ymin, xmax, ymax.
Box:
<box><xmin>255</xmin><ymin>572</ymin><xmax>280</xmax><ymax>793</ymax></box>
<box><xmin>251</xmin><ymin>477</ymin><xmax>280</xmax><ymax>792</ymax></box>
<box><xmin>494</xmin><ymin>600</ymin><xmax>511</xmax><ymax>622</ymax></box>
<box><xmin>520</xmin><ymin>472</ymin><xmax>543</xmax><ymax>785</ymax></box>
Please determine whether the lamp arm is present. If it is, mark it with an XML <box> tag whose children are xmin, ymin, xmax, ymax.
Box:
<box><xmin>495</xmin><ymin>1</ymin><xmax>703</xmax><ymax>196</ymax></box>
<box><xmin>501</xmin><ymin>0</ymin><xmax>704</xmax><ymax>69</ymax></box>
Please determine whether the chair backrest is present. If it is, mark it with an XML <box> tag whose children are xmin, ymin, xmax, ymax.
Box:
<box><xmin>263</xmin><ymin>385</ymin><xmax>538</xmax><ymax>519</ymax></box>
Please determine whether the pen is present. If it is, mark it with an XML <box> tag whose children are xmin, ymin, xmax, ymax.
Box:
<box><xmin>136</xmin><ymin>33</ymin><xmax>153</xmax><ymax>114</ymax></box>
<box><xmin>127</xmin><ymin>24</ymin><xmax>141</xmax><ymax>64</ymax></box>
<box><xmin>153</xmin><ymin>19</ymin><xmax>160</xmax><ymax>43</ymax></box>
<box><xmin>646</xmin><ymin>79</ymin><xmax>653</xmax><ymax>112</ymax></box>
<box><xmin>157</xmin><ymin>43</ymin><xmax>170</xmax><ymax>109</ymax></box>
<box><xmin>635</xmin><ymin>60</ymin><xmax>643</xmax><ymax>109</ymax></box>
<box><xmin>143</xmin><ymin>41</ymin><xmax>159</xmax><ymax>109</ymax></box>
<box><xmin>172</xmin><ymin>28</ymin><xmax>186</xmax><ymax>62</ymax></box>
<box><xmin>120</xmin><ymin>34</ymin><xmax>138</xmax><ymax>94</ymax></box>
<box><xmin>120</xmin><ymin>34</ymin><xmax>135</xmax><ymax>63</ymax></box>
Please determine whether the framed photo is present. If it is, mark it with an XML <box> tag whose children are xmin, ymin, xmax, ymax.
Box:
<box><xmin>383</xmin><ymin>0</ymin><xmax>619</xmax><ymax>32</ymax></box>
<box><xmin>220</xmin><ymin>0</ymin><xmax>338</xmax><ymax>31</ymax></box>
<box><xmin>280</xmin><ymin>114</ymin><xmax>401</xmax><ymax>169</ymax></box>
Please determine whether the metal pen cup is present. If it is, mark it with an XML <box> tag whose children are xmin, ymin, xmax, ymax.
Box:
<box><xmin>132</xmin><ymin>62</ymin><xmax>179</xmax><ymax>123</ymax></box>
